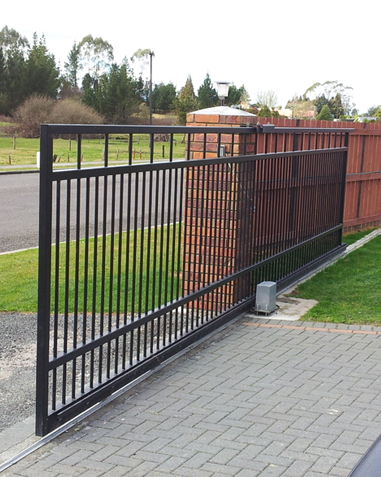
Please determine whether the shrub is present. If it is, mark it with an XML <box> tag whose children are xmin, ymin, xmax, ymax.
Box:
<box><xmin>13</xmin><ymin>95</ymin><xmax>104</xmax><ymax>137</ymax></box>
<box><xmin>51</xmin><ymin>99</ymin><xmax>104</xmax><ymax>125</ymax></box>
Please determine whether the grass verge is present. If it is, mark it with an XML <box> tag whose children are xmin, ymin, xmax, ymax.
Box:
<box><xmin>0</xmin><ymin>224</ymin><xmax>181</xmax><ymax>314</ymax></box>
<box><xmin>0</xmin><ymin>134</ymin><xmax>186</xmax><ymax>167</ymax></box>
<box><xmin>290</xmin><ymin>230</ymin><xmax>381</xmax><ymax>324</ymax></box>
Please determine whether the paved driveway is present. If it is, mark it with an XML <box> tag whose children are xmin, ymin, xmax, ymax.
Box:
<box><xmin>2</xmin><ymin>316</ymin><xmax>380</xmax><ymax>476</ymax></box>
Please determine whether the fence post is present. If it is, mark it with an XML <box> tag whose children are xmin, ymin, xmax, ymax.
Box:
<box><xmin>183</xmin><ymin>106</ymin><xmax>257</xmax><ymax>310</ymax></box>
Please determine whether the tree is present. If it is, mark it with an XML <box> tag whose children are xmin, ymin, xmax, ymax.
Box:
<box><xmin>64</xmin><ymin>41</ymin><xmax>81</xmax><ymax>88</ymax></box>
<box><xmin>0</xmin><ymin>26</ymin><xmax>29</xmax><ymax>59</ymax></box>
<box><xmin>313</xmin><ymin>94</ymin><xmax>329</xmax><ymax>116</ymax></box>
<box><xmin>367</xmin><ymin>105</ymin><xmax>381</xmax><ymax>116</ymax></box>
<box><xmin>131</xmin><ymin>49</ymin><xmax>154</xmax><ymax>123</ymax></box>
<box><xmin>0</xmin><ymin>27</ymin><xmax>29</xmax><ymax>114</ymax></box>
<box><xmin>0</xmin><ymin>47</ymin><xmax>5</xmax><ymax>92</ymax></box>
<box><xmin>316</xmin><ymin>104</ymin><xmax>333</xmax><ymax>121</ymax></box>
<box><xmin>78</xmin><ymin>35</ymin><xmax>114</xmax><ymax>77</ymax></box>
<box><xmin>152</xmin><ymin>82</ymin><xmax>177</xmax><ymax>113</ymax></box>
<box><xmin>225</xmin><ymin>85</ymin><xmax>249</xmax><ymax>107</ymax></box>
<box><xmin>328</xmin><ymin>93</ymin><xmax>344</xmax><ymax>119</ymax></box>
<box><xmin>82</xmin><ymin>73</ymin><xmax>100</xmax><ymax>111</ymax></box>
<box><xmin>257</xmin><ymin>105</ymin><xmax>272</xmax><ymax>118</ymax></box>
<box><xmin>197</xmin><ymin>73</ymin><xmax>218</xmax><ymax>109</ymax></box>
<box><xmin>175</xmin><ymin>76</ymin><xmax>198</xmax><ymax>125</ymax></box>
<box><xmin>304</xmin><ymin>81</ymin><xmax>354</xmax><ymax>116</ymax></box>
<box><xmin>286</xmin><ymin>96</ymin><xmax>316</xmax><ymax>119</ymax></box>
<box><xmin>82</xmin><ymin>60</ymin><xmax>141</xmax><ymax>123</ymax></box>
<box><xmin>26</xmin><ymin>33</ymin><xmax>60</xmax><ymax>98</ymax></box>
<box><xmin>2</xmin><ymin>43</ymin><xmax>28</xmax><ymax>113</ymax></box>
<box><xmin>131</xmin><ymin>48</ymin><xmax>154</xmax><ymax>78</ymax></box>
<box><xmin>255</xmin><ymin>90</ymin><xmax>279</xmax><ymax>109</ymax></box>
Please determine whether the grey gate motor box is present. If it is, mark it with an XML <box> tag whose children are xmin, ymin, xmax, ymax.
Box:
<box><xmin>255</xmin><ymin>281</ymin><xmax>277</xmax><ymax>314</ymax></box>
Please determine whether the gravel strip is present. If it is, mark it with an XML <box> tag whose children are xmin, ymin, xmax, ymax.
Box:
<box><xmin>0</xmin><ymin>313</ymin><xmax>37</xmax><ymax>433</ymax></box>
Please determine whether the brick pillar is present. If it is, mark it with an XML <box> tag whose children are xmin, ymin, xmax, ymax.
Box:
<box><xmin>183</xmin><ymin>106</ymin><xmax>257</xmax><ymax>311</ymax></box>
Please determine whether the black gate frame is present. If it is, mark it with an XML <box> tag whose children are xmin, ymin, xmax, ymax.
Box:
<box><xmin>36</xmin><ymin>124</ymin><xmax>352</xmax><ymax>436</ymax></box>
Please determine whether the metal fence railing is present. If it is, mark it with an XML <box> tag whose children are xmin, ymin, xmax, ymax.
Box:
<box><xmin>36</xmin><ymin>124</ymin><xmax>351</xmax><ymax>436</ymax></box>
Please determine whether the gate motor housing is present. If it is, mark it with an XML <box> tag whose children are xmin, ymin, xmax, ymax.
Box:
<box><xmin>255</xmin><ymin>281</ymin><xmax>277</xmax><ymax>315</ymax></box>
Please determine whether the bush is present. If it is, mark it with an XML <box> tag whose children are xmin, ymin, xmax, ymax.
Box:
<box><xmin>12</xmin><ymin>95</ymin><xmax>104</xmax><ymax>137</ymax></box>
<box><xmin>51</xmin><ymin>99</ymin><xmax>104</xmax><ymax>126</ymax></box>
<box><xmin>316</xmin><ymin>104</ymin><xmax>334</xmax><ymax>121</ymax></box>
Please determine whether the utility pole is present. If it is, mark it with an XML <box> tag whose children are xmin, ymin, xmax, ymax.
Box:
<box><xmin>149</xmin><ymin>50</ymin><xmax>154</xmax><ymax>125</ymax></box>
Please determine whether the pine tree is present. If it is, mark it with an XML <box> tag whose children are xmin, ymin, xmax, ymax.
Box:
<box><xmin>197</xmin><ymin>73</ymin><xmax>218</xmax><ymax>109</ymax></box>
<box><xmin>316</xmin><ymin>104</ymin><xmax>334</xmax><ymax>121</ymax></box>
<box><xmin>26</xmin><ymin>34</ymin><xmax>60</xmax><ymax>98</ymax></box>
<box><xmin>176</xmin><ymin>76</ymin><xmax>198</xmax><ymax>125</ymax></box>
<box><xmin>64</xmin><ymin>42</ymin><xmax>81</xmax><ymax>88</ymax></box>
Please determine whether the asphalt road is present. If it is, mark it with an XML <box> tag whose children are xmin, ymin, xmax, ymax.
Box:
<box><xmin>0</xmin><ymin>170</ymin><xmax>182</xmax><ymax>254</ymax></box>
<box><xmin>0</xmin><ymin>172</ymin><xmax>40</xmax><ymax>253</ymax></box>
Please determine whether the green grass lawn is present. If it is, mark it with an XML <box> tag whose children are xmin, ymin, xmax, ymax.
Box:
<box><xmin>0</xmin><ymin>224</ymin><xmax>181</xmax><ymax>314</ymax></box>
<box><xmin>290</xmin><ymin>230</ymin><xmax>381</xmax><ymax>324</ymax></box>
<box><xmin>0</xmin><ymin>227</ymin><xmax>380</xmax><ymax>324</ymax></box>
<box><xmin>0</xmin><ymin>134</ymin><xmax>187</xmax><ymax>167</ymax></box>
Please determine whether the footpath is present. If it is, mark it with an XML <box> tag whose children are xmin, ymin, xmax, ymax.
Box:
<box><xmin>1</xmin><ymin>231</ymin><xmax>381</xmax><ymax>476</ymax></box>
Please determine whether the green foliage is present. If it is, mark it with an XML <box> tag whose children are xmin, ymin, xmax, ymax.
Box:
<box><xmin>316</xmin><ymin>104</ymin><xmax>334</xmax><ymax>121</ymax></box>
<box><xmin>82</xmin><ymin>61</ymin><xmax>141</xmax><ymax>123</ymax></box>
<box><xmin>0</xmin><ymin>37</ymin><xmax>28</xmax><ymax>114</ymax></box>
<box><xmin>367</xmin><ymin>105</ymin><xmax>381</xmax><ymax>116</ymax></box>
<box><xmin>0</xmin><ymin>26</ymin><xmax>29</xmax><ymax>57</ymax></box>
<box><xmin>257</xmin><ymin>105</ymin><xmax>272</xmax><ymax>118</ymax></box>
<box><xmin>197</xmin><ymin>73</ymin><xmax>218</xmax><ymax>109</ymax></box>
<box><xmin>64</xmin><ymin>41</ymin><xmax>81</xmax><ymax>88</ymax></box>
<box><xmin>286</xmin><ymin>96</ymin><xmax>316</xmax><ymax>119</ymax></box>
<box><xmin>305</xmin><ymin>81</ymin><xmax>354</xmax><ymax>116</ymax></box>
<box><xmin>313</xmin><ymin>94</ymin><xmax>329</xmax><ymax>116</ymax></box>
<box><xmin>152</xmin><ymin>82</ymin><xmax>177</xmax><ymax>113</ymax></box>
<box><xmin>78</xmin><ymin>34</ymin><xmax>114</xmax><ymax>77</ymax></box>
<box><xmin>226</xmin><ymin>85</ymin><xmax>248</xmax><ymax>107</ymax></box>
<box><xmin>328</xmin><ymin>93</ymin><xmax>344</xmax><ymax>119</ymax></box>
<box><xmin>175</xmin><ymin>76</ymin><xmax>198</xmax><ymax>125</ymax></box>
<box><xmin>26</xmin><ymin>34</ymin><xmax>60</xmax><ymax>98</ymax></box>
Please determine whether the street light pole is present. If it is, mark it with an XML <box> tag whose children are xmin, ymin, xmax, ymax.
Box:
<box><xmin>149</xmin><ymin>51</ymin><xmax>154</xmax><ymax>125</ymax></box>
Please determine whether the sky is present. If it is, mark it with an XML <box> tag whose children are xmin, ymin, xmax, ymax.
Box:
<box><xmin>2</xmin><ymin>0</ymin><xmax>380</xmax><ymax>114</ymax></box>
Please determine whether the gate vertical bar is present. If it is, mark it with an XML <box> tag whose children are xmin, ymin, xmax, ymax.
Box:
<box><xmin>36</xmin><ymin>125</ymin><xmax>54</xmax><ymax>436</ymax></box>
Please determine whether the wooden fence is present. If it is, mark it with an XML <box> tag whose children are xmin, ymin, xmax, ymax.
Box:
<box><xmin>255</xmin><ymin>118</ymin><xmax>381</xmax><ymax>231</ymax></box>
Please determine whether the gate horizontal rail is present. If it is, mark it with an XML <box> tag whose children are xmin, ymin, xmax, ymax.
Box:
<box><xmin>36</xmin><ymin>123</ymin><xmax>350</xmax><ymax>436</ymax></box>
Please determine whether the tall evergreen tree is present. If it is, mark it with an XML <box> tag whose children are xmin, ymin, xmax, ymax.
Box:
<box><xmin>152</xmin><ymin>82</ymin><xmax>177</xmax><ymax>113</ymax></box>
<box><xmin>197</xmin><ymin>73</ymin><xmax>218</xmax><ymax>109</ymax></box>
<box><xmin>3</xmin><ymin>45</ymin><xmax>28</xmax><ymax>113</ymax></box>
<box><xmin>82</xmin><ymin>61</ymin><xmax>141</xmax><ymax>123</ymax></box>
<box><xmin>316</xmin><ymin>104</ymin><xmax>334</xmax><ymax>121</ymax></box>
<box><xmin>225</xmin><ymin>85</ymin><xmax>248</xmax><ymax>107</ymax></box>
<box><xmin>0</xmin><ymin>27</ymin><xmax>29</xmax><ymax>114</ymax></box>
<box><xmin>313</xmin><ymin>95</ymin><xmax>329</xmax><ymax>116</ymax></box>
<box><xmin>64</xmin><ymin>41</ymin><xmax>81</xmax><ymax>88</ymax></box>
<box><xmin>26</xmin><ymin>34</ymin><xmax>60</xmax><ymax>98</ymax></box>
<box><xmin>328</xmin><ymin>93</ymin><xmax>344</xmax><ymax>119</ymax></box>
<box><xmin>176</xmin><ymin>76</ymin><xmax>198</xmax><ymax>125</ymax></box>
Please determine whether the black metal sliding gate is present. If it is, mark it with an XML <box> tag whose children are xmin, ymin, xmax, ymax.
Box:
<box><xmin>36</xmin><ymin>123</ymin><xmax>352</xmax><ymax>436</ymax></box>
